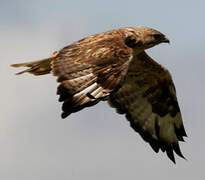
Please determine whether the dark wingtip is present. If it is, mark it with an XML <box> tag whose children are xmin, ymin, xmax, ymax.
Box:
<box><xmin>180</xmin><ymin>124</ymin><xmax>188</xmax><ymax>137</ymax></box>
<box><xmin>173</xmin><ymin>143</ymin><xmax>186</xmax><ymax>160</ymax></box>
<box><xmin>174</xmin><ymin>124</ymin><xmax>188</xmax><ymax>142</ymax></box>
<box><xmin>166</xmin><ymin>149</ymin><xmax>176</xmax><ymax>164</ymax></box>
<box><xmin>61</xmin><ymin>112</ymin><xmax>71</xmax><ymax>119</ymax></box>
<box><xmin>150</xmin><ymin>142</ymin><xmax>160</xmax><ymax>153</ymax></box>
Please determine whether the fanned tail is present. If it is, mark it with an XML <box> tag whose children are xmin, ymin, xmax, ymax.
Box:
<box><xmin>11</xmin><ymin>57</ymin><xmax>53</xmax><ymax>76</ymax></box>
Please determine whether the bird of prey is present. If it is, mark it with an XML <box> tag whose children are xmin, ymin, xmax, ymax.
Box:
<box><xmin>11</xmin><ymin>27</ymin><xmax>187</xmax><ymax>163</ymax></box>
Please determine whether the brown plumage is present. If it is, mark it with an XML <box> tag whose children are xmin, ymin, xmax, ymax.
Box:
<box><xmin>11</xmin><ymin>27</ymin><xmax>187</xmax><ymax>163</ymax></box>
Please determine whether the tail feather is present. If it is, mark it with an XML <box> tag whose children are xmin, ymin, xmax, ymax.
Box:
<box><xmin>11</xmin><ymin>57</ymin><xmax>53</xmax><ymax>76</ymax></box>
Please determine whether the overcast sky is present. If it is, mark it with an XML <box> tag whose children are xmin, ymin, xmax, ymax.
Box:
<box><xmin>1</xmin><ymin>0</ymin><xmax>205</xmax><ymax>179</ymax></box>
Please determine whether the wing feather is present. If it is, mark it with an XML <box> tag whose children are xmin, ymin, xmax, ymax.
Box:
<box><xmin>51</xmin><ymin>29</ymin><xmax>133</xmax><ymax>118</ymax></box>
<box><xmin>109</xmin><ymin>51</ymin><xmax>187</xmax><ymax>163</ymax></box>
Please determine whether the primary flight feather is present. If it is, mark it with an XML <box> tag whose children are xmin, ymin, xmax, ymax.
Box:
<box><xmin>11</xmin><ymin>27</ymin><xmax>187</xmax><ymax>163</ymax></box>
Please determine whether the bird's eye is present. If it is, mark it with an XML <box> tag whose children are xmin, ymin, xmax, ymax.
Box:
<box><xmin>153</xmin><ymin>34</ymin><xmax>161</xmax><ymax>40</ymax></box>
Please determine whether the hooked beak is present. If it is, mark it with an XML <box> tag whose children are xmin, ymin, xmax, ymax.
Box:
<box><xmin>162</xmin><ymin>36</ymin><xmax>170</xmax><ymax>44</ymax></box>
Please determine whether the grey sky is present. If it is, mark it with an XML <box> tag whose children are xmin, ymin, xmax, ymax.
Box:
<box><xmin>1</xmin><ymin>0</ymin><xmax>204</xmax><ymax>179</ymax></box>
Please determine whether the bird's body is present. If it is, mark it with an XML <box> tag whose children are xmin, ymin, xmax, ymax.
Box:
<box><xmin>11</xmin><ymin>27</ymin><xmax>187</xmax><ymax>163</ymax></box>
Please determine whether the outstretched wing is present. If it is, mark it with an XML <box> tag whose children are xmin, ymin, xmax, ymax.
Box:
<box><xmin>108</xmin><ymin>51</ymin><xmax>187</xmax><ymax>163</ymax></box>
<box><xmin>51</xmin><ymin>29</ymin><xmax>133</xmax><ymax>118</ymax></box>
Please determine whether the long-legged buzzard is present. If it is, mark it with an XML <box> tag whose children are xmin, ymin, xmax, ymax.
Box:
<box><xmin>11</xmin><ymin>27</ymin><xmax>187</xmax><ymax>163</ymax></box>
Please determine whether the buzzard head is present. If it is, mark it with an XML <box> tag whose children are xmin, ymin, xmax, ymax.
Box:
<box><xmin>124</xmin><ymin>27</ymin><xmax>170</xmax><ymax>51</ymax></box>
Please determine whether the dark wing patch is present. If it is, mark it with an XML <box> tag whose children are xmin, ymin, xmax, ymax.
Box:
<box><xmin>51</xmin><ymin>29</ymin><xmax>133</xmax><ymax>118</ymax></box>
<box><xmin>108</xmin><ymin>51</ymin><xmax>187</xmax><ymax>163</ymax></box>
